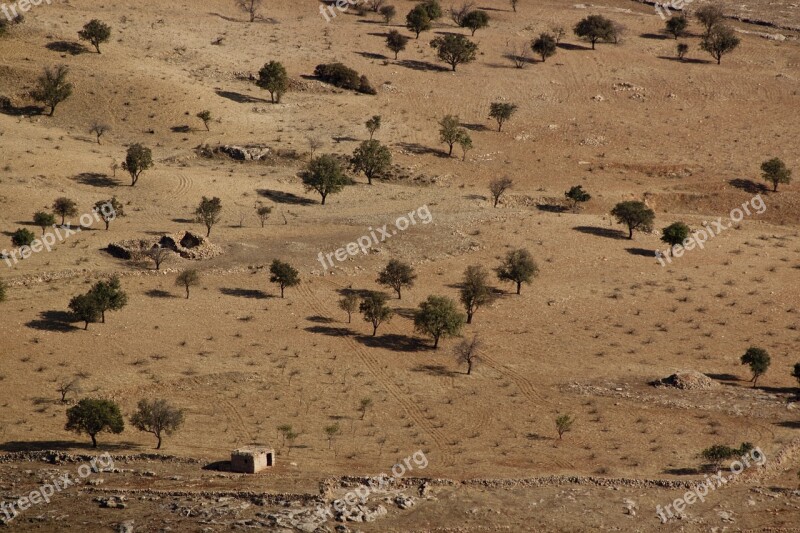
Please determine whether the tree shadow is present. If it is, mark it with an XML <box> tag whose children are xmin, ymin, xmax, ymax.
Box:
<box><xmin>257</xmin><ymin>189</ymin><xmax>317</xmax><ymax>206</ymax></box>
<box><xmin>0</xmin><ymin>102</ymin><xmax>45</xmax><ymax>117</ymax></box>
<box><xmin>572</xmin><ymin>226</ymin><xmax>628</xmax><ymax>240</ymax></box>
<box><xmin>171</xmin><ymin>125</ymin><xmax>192</xmax><ymax>133</ymax></box>
<box><xmin>26</xmin><ymin>311</ymin><xmax>79</xmax><ymax>332</ymax></box>
<box><xmin>145</xmin><ymin>289</ymin><xmax>177</xmax><ymax>299</ymax></box>
<box><xmin>307</xmin><ymin>315</ymin><xmax>335</xmax><ymax>323</ymax></box>
<box><xmin>202</xmin><ymin>460</ymin><xmax>233</xmax><ymax>471</ymax></box>
<box><xmin>776</xmin><ymin>421</ymin><xmax>800</xmax><ymax>429</ymax></box>
<box><xmin>502</xmin><ymin>54</ymin><xmax>537</xmax><ymax>67</ymax></box>
<box><xmin>172</xmin><ymin>218</ymin><xmax>195</xmax><ymax>224</ymax></box>
<box><xmin>356</xmin><ymin>51</ymin><xmax>389</xmax><ymax>60</ymax></box>
<box><xmin>657</xmin><ymin>56</ymin><xmax>713</xmax><ymax>64</ymax></box>
<box><xmin>355</xmin><ymin>333</ymin><xmax>428</xmax><ymax>352</ymax></box>
<box><xmin>557</xmin><ymin>42</ymin><xmax>592</xmax><ymax>51</ymax></box>
<box><xmin>640</xmin><ymin>33</ymin><xmax>670</xmax><ymax>40</ymax></box>
<box><xmin>662</xmin><ymin>467</ymin><xmax>701</xmax><ymax>475</ymax></box>
<box><xmin>729</xmin><ymin>178</ymin><xmax>768</xmax><ymax>194</ymax></box>
<box><xmin>396</xmin><ymin>59</ymin><xmax>449</xmax><ymax>73</ymax></box>
<box><xmin>626</xmin><ymin>247</ymin><xmax>655</xmax><ymax>257</ymax></box>
<box><xmin>219</xmin><ymin>288</ymin><xmax>271</xmax><ymax>299</ymax></box>
<box><xmin>332</xmin><ymin>135</ymin><xmax>360</xmax><ymax>143</ymax></box>
<box><xmin>462</xmin><ymin>123</ymin><xmax>490</xmax><ymax>132</ymax></box>
<box><xmin>392</xmin><ymin>307</ymin><xmax>417</xmax><ymax>320</ymax></box>
<box><xmin>215</xmin><ymin>90</ymin><xmax>269</xmax><ymax>104</ymax></box>
<box><xmin>705</xmin><ymin>373</ymin><xmax>740</xmax><ymax>381</ymax></box>
<box><xmin>395</xmin><ymin>142</ymin><xmax>449</xmax><ymax>158</ymax></box>
<box><xmin>0</xmin><ymin>440</ymin><xmax>135</xmax><ymax>453</ymax></box>
<box><xmin>305</xmin><ymin>325</ymin><xmax>354</xmax><ymax>336</ymax></box>
<box><xmin>536</xmin><ymin>204</ymin><xmax>567</xmax><ymax>213</ymax></box>
<box><xmin>464</xmin><ymin>194</ymin><xmax>486</xmax><ymax>201</ymax></box>
<box><xmin>411</xmin><ymin>364</ymin><xmax>458</xmax><ymax>377</ymax></box>
<box><xmin>45</xmin><ymin>41</ymin><xmax>89</xmax><ymax>55</ymax></box>
<box><xmin>74</xmin><ymin>172</ymin><xmax>119</xmax><ymax>188</ymax></box>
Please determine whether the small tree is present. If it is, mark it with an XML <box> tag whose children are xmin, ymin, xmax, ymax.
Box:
<box><xmin>406</xmin><ymin>5</ymin><xmax>431</xmax><ymax>39</ymax></box>
<box><xmin>700</xmin><ymin>444</ymin><xmax>738</xmax><ymax>469</ymax></box>
<box><xmin>573</xmin><ymin>15</ymin><xmax>616</xmax><ymax>50</ymax></box>
<box><xmin>430</xmin><ymin>34</ymin><xmax>478</xmax><ymax>72</ymax></box>
<box><xmin>496</xmin><ymin>248</ymin><xmax>538</xmax><ymax>295</ymax></box>
<box><xmin>358</xmin><ymin>398</ymin><xmax>373</xmax><ymax>420</ymax></box>
<box><xmin>457</xmin><ymin>129</ymin><xmax>472</xmax><ymax>161</ymax></box>
<box><xmin>196</xmin><ymin>110</ymin><xmax>212</xmax><ymax>131</ymax></box>
<box><xmin>531</xmin><ymin>33</ymin><xmax>557</xmax><ymax>62</ymax></box>
<box><xmin>510</xmin><ymin>0</ymin><xmax>519</xmax><ymax>12</ymax></box>
<box><xmin>30</xmin><ymin>65</ymin><xmax>73</xmax><ymax>116</ymax></box>
<box><xmin>236</xmin><ymin>0</ymin><xmax>263</xmax><ymax>22</ymax></box>
<box><xmin>88</xmin><ymin>276</ymin><xmax>127</xmax><ymax>323</ymax></box>
<box><xmin>761</xmin><ymin>157</ymin><xmax>792</xmax><ymax>192</ymax></box>
<box><xmin>69</xmin><ymin>293</ymin><xmax>100</xmax><ymax>329</ymax></box>
<box><xmin>551</xmin><ymin>25</ymin><xmax>566</xmax><ymax>44</ymax></box>
<box><xmin>701</xmin><ymin>24</ymin><xmax>740</xmax><ymax>64</ymax></box>
<box><xmin>450</xmin><ymin>2</ymin><xmax>474</xmax><ymax>25</ymax></box>
<box><xmin>439</xmin><ymin>115</ymin><xmax>462</xmax><ymax>156</ymax></box>
<box><xmin>460</xmin><ymin>265</ymin><xmax>494</xmax><ymax>324</ymax></box>
<box><xmin>741</xmin><ymin>347</ymin><xmax>770</xmax><ymax>387</ymax></box>
<box><xmin>338</xmin><ymin>292</ymin><xmax>359</xmax><ymax>323</ymax></box>
<box><xmin>255</xmin><ymin>205</ymin><xmax>272</xmax><ymax>227</ymax></box>
<box><xmin>90</xmin><ymin>121</ymin><xmax>111</xmax><ymax>144</ymax></box>
<box><xmin>94</xmin><ymin>197</ymin><xmax>123</xmax><ymax>230</ymax></box>
<box><xmin>377</xmin><ymin>259</ymin><xmax>416</xmax><ymax>299</ymax></box>
<box><xmin>611</xmin><ymin>201</ymin><xmax>655</xmax><ymax>239</ymax></box>
<box><xmin>277</xmin><ymin>424</ymin><xmax>294</xmax><ymax>449</ymax></box>
<box><xmin>57</xmin><ymin>377</ymin><xmax>82</xmax><ymax>403</ymax></box>
<box><xmin>454</xmin><ymin>335</ymin><xmax>481</xmax><ymax>375</ymax></box>
<box><xmin>147</xmin><ymin>246</ymin><xmax>172</xmax><ymax>270</ymax></box>
<box><xmin>792</xmin><ymin>362</ymin><xmax>800</xmax><ymax>387</ymax></box>
<box><xmin>122</xmin><ymin>143</ymin><xmax>153</xmax><ymax>186</ymax></box>
<box><xmin>11</xmin><ymin>228</ymin><xmax>35</xmax><ymax>248</ymax></box>
<box><xmin>300</xmin><ymin>155</ymin><xmax>348</xmax><ymax>205</ymax></box>
<box><xmin>379</xmin><ymin>5</ymin><xmax>396</xmax><ymax>23</ymax></box>
<box><xmin>386</xmin><ymin>29</ymin><xmax>410</xmax><ymax>59</ymax></box>
<box><xmin>351</xmin><ymin>140</ymin><xmax>392</xmax><ymax>184</ymax></box>
<box><xmin>257</xmin><ymin>61</ymin><xmax>289</xmax><ymax>103</ymax></box>
<box><xmin>661</xmin><ymin>222</ymin><xmax>691</xmax><ymax>255</ymax></box>
<box><xmin>175</xmin><ymin>269</ymin><xmax>200</xmax><ymax>299</ymax></box>
<box><xmin>665</xmin><ymin>14</ymin><xmax>688</xmax><ymax>39</ymax></box>
<box><xmin>0</xmin><ymin>280</ymin><xmax>7</xmax><ymax>303</ymax></box>
<box><xmin>195</xmin><ymin>196</ymin><xmax>223</xmax><ymax>237</ymax></box>
<box><xmin>461</xmin><ymin>10</ymin><xmax>489</xmax><ymax>35</ymax></box>
<box><xmin>489</xmin><ymin>176</ymin><xmax>513</xmax><ymax>207</ymax></box>
<box><xmin>324</xmin><ymin>423</ymin><xmax>340</xmax><ymax>450</ymax></box>
<box><xmin>269</xmin><ymin>259</ymin><xmax>300</xmax><ymax>298</ymax></box>
<box><xmin>420</xmin><ymin>0</ymin><xmax>443</xmax><ymax>19</ymax></box>
<box><xmin>414</xmin><ymin>295</ymin><xmax>466</xmax><ymax>349</ymax></box>
<box><xmin>130</xmin><ymin>398</ymin><xmax>185</xmax><ymax>449</ymax></box>
<box><xmin>695</xmin><ymin>3</ymin><xmax>724</xmax><ymax>36</ymax></box>
<box><xmin>677</xmin><ymin>42</ymin><xmax>689</xmax><ymax>61</ymax></box>
<box><xmin>33</xmin><ymin>211</ymin><xmax>56</xmax><ymax>233</ymax></box>
<box><xmin>565</xmin><ymin>185</ymin><xmax>591</xmax><ymax>211</ymax></box>
<box><xmin>78</xmin><ymin>19</ymin><xmax>111</xmax><ymax>53</ymax></box>
<box><xmin>360</xmin><ymin>291</ymin><xmax>393</xmax><ymax>336</ymax></box>
<box><xmin>489</xmin><ymin>102</ymin><xmax>517</xmax><ymax>132</ymax></box>
<box><xmin>65</xmin><ymin>398</ymin><xmax>124</xmax><ymax>447</ymax></box>
<box><xmin>365</xmin><ymin>115</ymin><xmax>382</xmax><ymax>140</ymax></box>
<box><xmin>555</xmin><ymin>414</ymin><xmax>574</xmax><ymax>440</ymax></box>
<box><xmin>307</xmin><ymin>137</ymin><xmax>323</xmax><ymax>160</ymax></box>
<box><xmin>52</xmin><ymin>197</ymin><xmax>78</xmax><ymax>226</ymax></box>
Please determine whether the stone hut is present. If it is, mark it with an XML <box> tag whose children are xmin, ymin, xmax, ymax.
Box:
<box><xmin>230</xmin><ymin>446</ymin><xmax>275</xmax><ymax>474</ymax></box>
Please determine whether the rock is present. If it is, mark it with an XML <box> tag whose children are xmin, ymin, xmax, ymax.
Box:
<box><xmin>117</xmin><ymin>520</ymin><xmax>135</xmax><ymax>533</ymax></box>
<box><xmin>394</xmin><ymin>494</ymin><xmax>415</xmax><ymax>510</ymax></box>
<box><xmin>623</xmin><ymin>498</ymin><xmax>638</xmax><ymax>516</ymax></box>
<box><xmin>652</xmin><ymin>371</ymin><xmax>719</xmax><ymax>390</ymax></box>
<box><xmin>214</xmin><ymin>145</ymin><xmax>271</xmax><ymax>161</ymax></box>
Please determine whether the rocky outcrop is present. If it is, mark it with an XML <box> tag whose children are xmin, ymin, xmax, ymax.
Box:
<box><xmin>651</xmin><ymin>371</ymin><xmax>719</xmax><ymax>390</ymax></box>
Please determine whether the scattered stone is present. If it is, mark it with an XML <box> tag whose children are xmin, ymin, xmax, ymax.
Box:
<box><xmin>652</xmin><ymin>371</ymin><xmax>719</xmax><ymax>390</ymax></box>
<box><xmin>117</xmin><ymin>520</ymin><xmax>135</xmax><ymax>533</ymax></box>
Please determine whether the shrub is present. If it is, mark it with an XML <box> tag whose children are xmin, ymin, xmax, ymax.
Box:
<box><xmin>30</xmin><ymin>65</ymin><xmax>73</xmax><ymax>116</ymax></box>
<box><xmin>531</xmin><ymin>33</ymin><xmax>557</xmax><ymax>62</ymax></box>
<box><xmin>314</xmin><ymin>63</ymin><xmax>375</xmax><ymax>94</ymax></box>
<box><xmin>11</xmin><ymin>228</ymin><xmax>35</xmax><ymax>247</ymax></box>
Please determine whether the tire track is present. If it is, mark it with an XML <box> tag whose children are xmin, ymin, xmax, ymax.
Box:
<box><xmin>480</xmin><ymin>352</ymin><xmax>546</xmax><ymax>404</ymax></box>
<box><xmin>221</xmin><ymin>397</ymin><xmax>253</xmax><ymax>446</ymax></box>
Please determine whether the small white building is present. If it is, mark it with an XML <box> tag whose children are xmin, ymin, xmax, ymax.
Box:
<box><xmin>230</xmin><ymin>446</ymin><xmax>274</xmax><ymax>474</ymax></box>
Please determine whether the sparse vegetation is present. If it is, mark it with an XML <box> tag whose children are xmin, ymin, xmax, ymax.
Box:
<box><xmin>65</xmin><ymin>398</ymin><xmax>124</xmax><ymax>447</ymax></box>
<box><xmin>130</xmin><ymin>399</ymin><xmax>185</xmax><ymax>449</ymax></box>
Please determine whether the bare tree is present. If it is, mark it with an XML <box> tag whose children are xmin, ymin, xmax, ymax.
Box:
<box><xmin>307</xmin><ymin>136</ymin><xmax>323</xmax><ymax>160</ymax></box>
<box><xmin>454</xmin><ymin>335</ymin><xmax>481</xmax><ymax>375</ymax></box>
<box><xmin>147</xmin><ymin>246</ymin><xmax>173</xmax><ymax>270</ymax></box>
<box><xmin>450</xmin><ymin>1</ymin><xmax>475</xmax><ymax>25</ymax></box>
<box><xmin>235</xmin><ymin>0</ymin><xmax>262</xmax><ymax>22</ymax></box>
<box><xmin>90</xmin><ymin>121</ymin><xmax>111</xmax><ymax>144</ymax></box>
<box><xmin>507</xmin><ymin>41</ymin><xmax>530</xmax><ymax>68</ymax></box>
<box><xmin>489</xmin><ymin>176</ymin><xmax>513</xmax><ymax>207</ymax></box>
<box><xmin>57</xmin><ymin>376</ymin><xmax>82</xmax><ymax>403</ymax></box>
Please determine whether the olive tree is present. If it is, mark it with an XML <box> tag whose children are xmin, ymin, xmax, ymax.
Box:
<box><xmin>661</xmin><ymin>222</ymin><xmax>691</xmax><ymax>255</ymax></box>
<box><xmin>377</xmin><ymin>259</ymin><xmax>416</xmax><ymax>299</ymax></box>
<box><xmin>269</xmin><ymin>259</ymin><xmax>300</xmax><ymax>298</ymax></box>
<box><xmin>565</xmin><ymin>185</ymin><xmax>591</xmax><ymax>211</ymax></box>
<box><xmin>695</xmin><ymin>3</ymin><xmax>724</xmax><ymax>36</ymax></box>
<box><xmin>454</xmin><ymin>335</ymin><xmax>481</xmax><ymax>375</ymax></box>
<box><xmin>65</xmin><ymin>398</ymin><xmax>124</xmax><ymax>447</ymax></box>
<box><xmin>175</xmin><ymin>269</ymin><xmax>200</xmax><ymax>299</ymax></box>
<box><xmin>338</xmin><ymin>292</ymin><xmax>359</xmax><ymax>323</ymax></box>
<box><xmin>701</xmin><ymin>24</ymin><xmax>740</xmax><ymax>64</ymax></box>
<box><xmin>11</xmin><ymin>228</ymin><xmax>35</xmax><ymax>247</ymax></box>
<box><xmin>69</xmin><ymin>293</ymin><xmax>101</xmax><ymax>329</ymax></box>
<box><xmin>130</xmin><ymin>398</ymin><xmax>185</xmax><ymax>449</ymax></box>
<box><xmin>406</xmin><ymin>5</ymin><xmax>431</xmax><ymax>38</ymax></box>
<box><xmin>489</xmin><ymin>176</ymin><xmax>513</xmax><ymax>207</ymax></box>
<box><xmin>531</xmin><ymin>33</ymin><xmax>557</xmax><ymax>62</ymax></box>
<box><xmin>257</xmin><ymin>61</ymin><xmax>289</xmax><ymax>103</ymax></box>
<box><xmin>439</xmin><ymin>114</ymin><xmax>462</xmax><ymax>156</ymax></box>
<box><xmin>88</xmin><ymin>276</ymin><xmax>128</xmax><ymax>323</ymax></box>
<box><xmin>30</xmin><ymin>65</ymin><xmax>73</xmax><ymax>116</ymax></box>
<box><xmin>236</xmin><ymin>0</ymin><xmax>263</xmax><ymax>22</ymax></box>
<box><xmin>301</xmin><ymin>155</ymin><xmax>348</xmax><ymax>205</ymax></box>
<box><xmin>386</xmin><ymin>29</ymin><xmax>410</xmax><ymax>59</ymax></box>
<box><xmin>196</xmin><ymin>110</ymin><xmax>212</xmax><ymax>131</ymax></box>
<box><xmin>665</xmin><ymin>14</ymin><xmax>688</xmax><ymax>39</ymax></box>
<box><xmin>94</xmin><ymin>197</ymin><xmax>123</xmax><ymax>230</ymax></box>
<box><xmin>573</xmin><ymin>15</ymin><xmax>616</xmax><ymax>50</ymax></box>
<box><xmin>122</xmin><ymin>143</ymin><xmax>153</xmax><ymax>186</ymax></box>
<box><xmin>761</xmin><ymin>157</ymin><xmax>792</xmax><ymax>192</ymax></box>
<box><xmin>52</xmin><ymin>197</ymin><xmax>78</xmax><ymax>226</ymax></box>
<box><xmin>488</xmin><ymin>102</ymin><xmax>517</xmax><ymax>131</ymax></box>
<box><xmin>741</xmin><ymin>347</ymin><xmax>770</xmax><ymax>387</ymax></box>
<box><xmin>360</xmin><ymin>291</ymin><xmax>393</xmax><ymax>336</ymax></box>
<box><xmin>90</xmin><ymin>121</ymin><xmax>111</xmax><ymax>144</ymax></box>
<box><xmin>195</xmin><ymin>196</ymin><xmax>222</xmax><ymax>237</ymax></box>
<box><xmin>78</xmin><ymin>19</ymin><xmax>111</xmax><ymax>53</ymax></box>
<box><xmin>255</xmin><ymin>205</ymin><xmax>272</xmax><ymax>227</ymax></box>
<box><xmin>413</xmin><ymin>295</ymin><xmax>466</xmax><ymax>349</ymax></box>
<box><xmin>610</xmin><ymin>201</ymin><xmax>655</xmax><ymax>239</ymax></box>
<box><xmin>351</xmin><ymin>140</ymin><xmax>391</xmax><ymax>184</ymax></box>
<box><xmin>430</xmin><ymin>34</ymin><xmax>478</xmax><ymax>71</ymax></box>
<box><xmin>496</xmin><ymin>248</ymin><xmax>538</xmax><ymax>294</ymax></box>
<box><xmin>461</xmin><ymin>10</ymin><xmax>489</xmax><ymax>35</ymax></box>
<box><xmin>460</xmin><ymin>265</ymin><xmax>493</xmax><ymax>323</ymax></box>
<box><xmin>33</xmin><ymin>211</ymin><xmax>56</xmax><ymax>233</ymax></box>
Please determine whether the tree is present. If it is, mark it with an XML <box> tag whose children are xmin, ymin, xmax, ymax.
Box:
<box><xmin>677</xmin><ymin>42</ymin><xmax>689</xmax><ymax>61</ymax></box>
<box><xmin>700</xmin><ymin>444</ymin><xmax>738</xmax><ymax>469</ymax></box>
<box><xmin>358</xmin><ymin>398</ymin><xmax>373</xmax><ymax>420</ymax></box>
<box><xmin>130</xmin><ymin>399</ymin><xmax>185</xmax><ymax>449</ymax></box>
<box><xmin>324</xmin><ymin>423</ymin><xmax>340</xmax><ymax>450</ymax></box>
<box><xmin>761</xmin><ymin>158</ymin><xmax>792</xmax><ymax>192</ymax></box>
<box><xmin>351</xmin><ymin>140</ymin><xmax>391</xmax><ymax>184</ymax></box>
<box><xmin>573</xmin><ymin>15</ymin><xmax>616</xmax><ymax>50</ymax></box>
<box><xmin>269</xmin><ymin>259</ymin><xmax>300</xmax><ymax>298</ymax></box>
<box><xmin>195</xmin><ymin>196</ymin><xmax>222</xmax><ymax>237</ymax></box>
<box><xmin>661</xmin><ymin>222</ymin><xmax>691</xmax><ymax>255</ymax></box>
<box><xmin>0</xmin><ymin>280</ymin><xmax>6</xmax><ymax>303</ymax></box>
<box><xmin>94</xmin><ymin>197</ymin><xmax>123</xmax><ymax>231</ymax></box>
<box><xmin>496</xmin><ymin>248</ymin><xmax>538</xmax><ymax>295</ymax></box>
<box><xmin>255</xmin><ymin>205</ymin><xmax>272</xmax><ymax>227</ymax></box>
<box><xmin>300</xmin><ymin>155</ymin><xmax>348</xmax><ymax>205</ymax></box>
<box><xmin>430</xmin><ymin>34</ymin><xmax>478</xmax><ymax>71</ymax></box>
<box><xmin>78</xmin><ymin>19</ymin><xmax>111</xmax><ymax>53</ymax></box>
<box><xmin>379</xmin><ymin>5</ymin><xmax>396</xmax><ymax>23</ymax></box>
<box><xmin>792</xmin><ymin>362</ymin><xmax>800</xmax><ymax>387</ymax></box>
<box><xmin>555</xmin><ymin>414</ymin><xmax>574</xmax><ymax>439</ymax></box>
<box><xmin>450</xmin><ymin>1</ymin><xmax>474</xmax><ymax>25</ymax></box>
<box><xmin>122</xmin><ymin>143</ymin><xmax>153</xmax><ymax>186</ymax></box>
<box><xmin>147</xmin><ymin>246</ymin><xmax>173</xmax><ymax>270</ymax></box>
<box><xmin>695</xmin><ymin>4</ymin><xmax>724</xmax><ymax>36</ymax></box>
<box><xmin>377</xmin><ymin>259</ymin><xmax>416</xmax><ymax>299</ymax></box>
<box><xmin>69</xmin><ymin>294</ymin><xmax>101</xmax><ymax>329</ymax></box>
<box><xmin>30</xmin><ymin>65</ymin><xmax>73</xmax><ymax>116</ymax></box>
<box><xmin>420</xmin><ymin>0</ymin><xmax>443</xmax><ymax>20</ymax></box>
<box><xmin>510</xmin><ymin>0</ymin><xmax>519</xmax><ymax>12</ymax></box>
<box><xmin>65</xmin><ymin>398</ymin><xmax>124</xmax><ymax>447</ymax></box>
<box><xmin>454</xmin><ymin>335</ymin><xmax>481</xmax><ymax>375</ymax></box>
<box><xmin>741</xmin><ymin>347</ymin><xmax>770</xmax><ymax>387</ymax></box>
<box><xmin>175</xmin><ymin>269</ymin><xmax>200</xmax><ymax>299</ymax></box>
<box><xmin>406</xmin><ymin>5</ymin><xmax>431</xmax><ymax>39</ymax></box>
<box><xmin>457</xmin><ymin>129</ymin><xmax>472</xmax><ymax>161</ymax></box>
<box><xmin>307</xmin><ymin>136</ymin><xmax>323</xmax><ymax>160</ymax></box>
<box><xmin>52</xmin><ymin>197</ymin><xmax>78</xmax><ymax>226</ymax></box>
<box><xmin>565</xmin><ymin>185</ymin><xmax>591</xmax><ymax>211</ymax></box>
<box><xmin>439</xmin><ymin>115</ymin><xmax>462</xmax><ymax>156</ymax></box>
<box><xmin>90</xmin><ymin>121</ymin><xmax>111</xmax><ymax>144</ymax></box>
<box><xmin>489</xmin><ymin>102</ymin><xmax>517</xmax><ymax>132</ymax></box>
<box><xmin>414</xmin><ymin>295</ymin><xmax>465</xmax><ymax>349</ymax></box>
<box><xmin>386</xmin><ymin>29</ymin><xmax>410</xmax><ymax>59</ymax></box>
<box><xmin>338</xmin><ymin>292</ymin><xmax>359</xmax><ymax>323</ymax></box>
<box><xmin>461</xmin><ymin>10</ymin><xmax>489</xmax><ymax>35</ymax></box>
<box><xmin>369</xmin><ymin>0</ymin><xmax>386</xmax><ymax>13</ymax></box>
<box><xmin>196</xmin><ymin>110</ymin><xmax>212</xmax><ymax>131</ymax></box>
<box><xmin>11</xmin><ymin>228</ymin><xmax>35</xmax><ymax>248</ymax></box>
<box><xmin>33</xmin><ymin>211</ymin><xmax>56</xmax><ymax>233</ymax></box>
<box><xmin>701</xmin><ymin>24</ymin><xmax>740</xmax><ymax>64</ymax></box>
<box><xmin>460</xmin><ymin>265</ymin><xmax>494</xmax><ymax>324</ymax></box>
<box><xmin>365</xmin><ymin>115</ymin><xmax>382</xmax><ymax>140</ymax></box>
<box><xmin>257</xmin><ymin>61</ymin><xmax>289</xmax><ymax>103</ymax></box>
<box><xmin>531</xmin><ymin>33</ymin><xmax>557</xmax><ymax>62</ymax></box>
<box><xmin>88</xmin><ymin>276</ymin><xmax>127</xmax><ymax>323</ymax></box>
<box><xmin>665</xmin><ymin>14</ymin><xmax>688</xmax><ymax>39</ymax></box>
<box><xmin>489</xmin><ymin>176</ymin><xmax>513</xmax><ymax>207</ymax></box>
<box><xmin>551</xmin><ymin>25</ymin><xmax>566</xmax><ymax>44</ymax></box>
<box><xmin>236</xmin><ymin>0</ymin><xmax>263</xmax><ymax>22</ymax></box>
<box><xmin>57</xmin><ymin>376</ymin><xmax>82</xmax><ymax>403</ymax></box>
<box><xmin>360</xmin><ymin>291</ymin><xmax>393</xmax><ymax>336</ymax></box>
<box><xmin>611</xmin><ymin>201</ymin><xmax>655</xmax><ymax>239</ymax></box>
<box><xmin>277</xmin><ymin>424</ymin><xmax>296</xmax><ymax>450</ymax></box>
